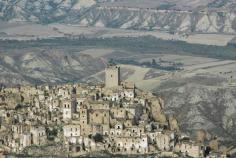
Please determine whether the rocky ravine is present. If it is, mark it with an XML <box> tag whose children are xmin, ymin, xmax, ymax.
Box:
<box><xmin>0</xmin><ymin>0</ymin><xmax>236</xmax><ymax>34</ymax></box>
<box><xmin>155</xmin><ymin>76</ymin><xmax>236</xmax><ymax>146</ymax></box>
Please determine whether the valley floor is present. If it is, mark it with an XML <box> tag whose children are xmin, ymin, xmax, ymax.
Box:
<box><xmin>0</xmin><ymin>22</ymin><xmax>235</xmax><ymax>46</ymax></box>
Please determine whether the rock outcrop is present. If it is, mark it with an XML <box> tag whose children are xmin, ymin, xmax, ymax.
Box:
<box><xmin>155</xmin><ymin>76</ymin><xmax>236</xmax><ymax>145</ymax></box>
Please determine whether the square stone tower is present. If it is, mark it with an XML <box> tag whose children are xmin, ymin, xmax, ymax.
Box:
<box><xmin>62</xmin><ymin>100</ymin><xmax>72</xmax><ymax>121</ymax></box>
<box><xmin>105</xmin><ymin>65</ymin><xmax>120</xmax><ymax>88</ymax></box>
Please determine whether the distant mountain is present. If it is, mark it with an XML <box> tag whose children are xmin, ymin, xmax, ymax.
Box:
<box><xmin>0</xmin><ymin>0</ymin><xmax>97</xmax><ymax>22</ymax></box>
<box><xmin>0</xmin><ymin>0</ymin><xmax>236</xmax><ymax>34</ymax></box>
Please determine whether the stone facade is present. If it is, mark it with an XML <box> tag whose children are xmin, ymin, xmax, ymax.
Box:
<box><xmin>105</xmin><ymin>65</ymin><xmax>120</xmax><ymax>88</ymax></box>
<box><xmin>30</xmin><ymin>126</ymin><xmax>46</xmax><ymax>145</ymax></box>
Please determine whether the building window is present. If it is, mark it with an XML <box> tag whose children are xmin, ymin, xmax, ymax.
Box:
<box><xmin>76</xmin><ymin>147</ymin><xmax>80</xmax><ymax>152</ymax></box>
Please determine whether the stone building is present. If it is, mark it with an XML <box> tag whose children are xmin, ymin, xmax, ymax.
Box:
<box><xmin>11</xmin><ymin>124</ymin><xmax>23</xmax><ymax>139</ymax></box>
<box><xmin>156</xmin><ymin>131</ymin><xmax>175</xmax><ymax>151</ymax></box>
<box><xmin>63</xmin><ymin>124</ymin><xmax>81</xmax><ymax>144</ymax></box>
<box><xmin>89</xmin><ymin>109</ymin><xmax>110</xmax><ymax>125</ymax></box>
<box><xmin>111</xmin><ymin>107</ymin><xmax>126</xmax><ymax>119</ymax></box>
<box><xmin>174</xmin><ymin>141</ymin><xmax>203</xmax><ymax>158</ymax></box>
<box><xmin>105</xmin><ymin>65</ymin><xmax>120</xmax><ymax>88</ymax></box>
<box><xmin>30</xmin><ymin>126</ymin><xmax>46</xmax><ymax>145</ymax></box>
<box><xmin>79</xmin><ymin>105</ymin><xmax>92</xmax><ymax>136</ymax></box>
<box><xmin>62</xmin><ymin>99</ymin><xmax>73</xmax><ymax>121</ymax></box>
<box><xmin>20</xmin><ymin>133</ymin><xmax>31</xmax><ymax>149</ymax></box>
<box><xmin>113</xmin><ymin>135</ymin><xmax>148</xmax><ymax>154</ymax></box>
<box><xmin>63</xmin><ymin>124</ymin><xmax>80</xmax><ymax>138</ymax></box>
<box><xmin>58</xmin><ymin>87</ymin><xmax>70</xmax><ymax>99</ymax></box>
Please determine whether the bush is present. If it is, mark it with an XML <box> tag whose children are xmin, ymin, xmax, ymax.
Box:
<box><xmin>93</xmin><ymin>133</ymin><xmax>103</xmax><ymax>143</ymax></box>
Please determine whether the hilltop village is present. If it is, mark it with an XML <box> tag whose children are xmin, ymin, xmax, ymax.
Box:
<box><xmin>0</xmin><ymin>65</ymin><xmax>230</xmax><ymax>158</ymax></box>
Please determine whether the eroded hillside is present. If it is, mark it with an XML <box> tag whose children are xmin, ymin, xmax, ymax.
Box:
<box><xmin>0</xmin><ymin>50</ymin><xmax>105</xmax><ymax>85</ymax></box>
<box><xmin>0</xmin><ymin>0</ymin><xmax>236</xmax><ymax>34</ymax></box>
<box><xmin>155</xmin><ymin>76</ymin><xmax>236</xmax><ymax>146</ymax></box>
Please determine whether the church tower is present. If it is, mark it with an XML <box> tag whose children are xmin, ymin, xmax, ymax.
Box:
<box><xmin>105</xmin><ymin>65</ymin><xmax>120</xmax><ymax>88</ymax></box>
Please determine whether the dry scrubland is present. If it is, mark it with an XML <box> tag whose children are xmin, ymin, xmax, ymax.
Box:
<box><xmin>87</xmin><ymin>50</ymin><xmax>236</xmax><ymax>90</ymax></box>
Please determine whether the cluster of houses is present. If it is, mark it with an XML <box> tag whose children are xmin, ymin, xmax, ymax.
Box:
<box><xmin>0</xmin><ymin>65</ymin><xmax>230</xmax><ymax>157</ymax></box>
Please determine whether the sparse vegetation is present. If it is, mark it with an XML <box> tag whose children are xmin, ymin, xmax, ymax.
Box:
<box><xmin>110</xmin><ymin>58</ymin><xmax>182</xmax><ymax>71</ymax></box>
<box><xmin>92</xmin><ymin>133</ymin><xmax>103</xmax><ymax>143</ymax></box>
<box><xmin>232</xmin><ymin>19</ymin><xmax>236</xmax><ymax>30</ymax></box>
<box><xmin>156</xmin><ymin>4</ymin><xmax>176</xmax><ymax>10</ymax></box>
<box><xmin>208</xmin><ymin>0</ymin><xmax>228</xmax><ymax>8</ymax></box>
<box><xmin>1</xmin><ymin>36</ymin><xmax>236</xmax><ymax>60</ymax></box>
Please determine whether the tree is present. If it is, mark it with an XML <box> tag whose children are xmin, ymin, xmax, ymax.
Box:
<box><xmin>15</xmin><ymin>104</ymin><xmax>23</xmax><ymax>110</ymax></box>
<box><xmin>72</xmin><ymin>87</ymin><xmax>76</xmax><ymax>94</ymax></box>
<box><xmin>108</xmin><ymin>58</ymin><xmax>116</xmax><ymax>66</ymax></box>
<box><xmin>152</xmin><ymin>59</ymin><xmax>157</xmax><ymax>66</ymax></box>
<box><xmin>20</xmin><ymin>95</ymin><xmax>24</xmax><ymax>103</ymax></box>
<box><xmin>93</xmin><ymin>133</ymin><xmax>103</xmax><ymax>143</ymax></box>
